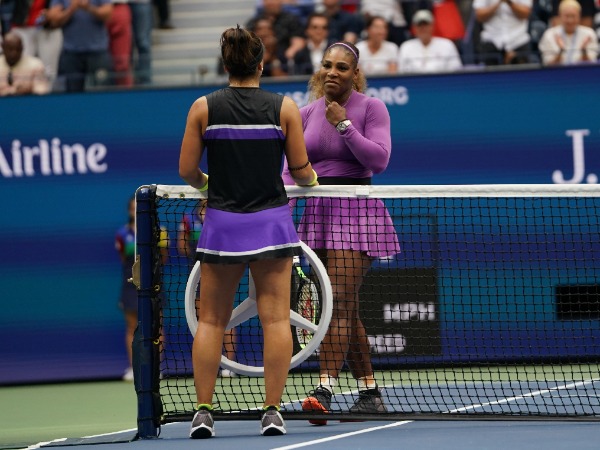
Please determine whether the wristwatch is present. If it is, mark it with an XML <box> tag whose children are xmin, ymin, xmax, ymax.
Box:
<box><xmin>336</xmin><ymin>119</ymin><xmax>351</xmax><ymax>133</ymax></box>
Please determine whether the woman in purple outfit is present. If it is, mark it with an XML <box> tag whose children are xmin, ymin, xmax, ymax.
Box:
<box><xmin>179</xmin><ymin>26</ymin><xmax>318</xmax><ymax>438</ymax></box>
<box><xmin>282</xmin><ymin>41</ymin><xmax>400</xmax><ymax>424</ymax></box>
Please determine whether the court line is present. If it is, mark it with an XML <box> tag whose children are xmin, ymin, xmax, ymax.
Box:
<box><xmin>446</xmin><ymin>378</ymin><xmax>600</xmax><ymax>413</ymax></box>
<box><xmin>81</xmin><ymin>427</ymin><xmax>137</xmax><ymax>439</ymax></box>
<box><xmin>24</xmin><ymin>427</ymin><xmax>138</xmax><ymax>449</ymax></box>
<box><xmin>24</xmin><ymin>438</ymin><xmax>67</xmax><ymax>449</ymax></box>
<box><xmin>268</xmin><ymin>420</ymin><xmax>413</xmax><ymax>450</ymax></box>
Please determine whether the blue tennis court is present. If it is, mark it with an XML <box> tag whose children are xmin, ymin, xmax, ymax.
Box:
<box><xmin>33</xmin><ymin>378</ymin><xmax>600</xmax><ymax>450</ymax></box>
<box><xmin>37</xmin><ymin>419</ymin><xmax>600</xmax><ymax>450</ymax></box>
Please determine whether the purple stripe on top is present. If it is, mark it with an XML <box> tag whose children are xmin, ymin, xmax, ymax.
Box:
<box><xmin>204</xmin><ymin>125</ymin><xmax>285</xmax><ymax>140</ymax></box>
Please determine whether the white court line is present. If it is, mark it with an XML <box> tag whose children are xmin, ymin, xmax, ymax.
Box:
<box><xmin>24</xmin><ymin>438</ymin><xmax>67</xmax><ymax>450</ymax></box>
<box><xmin>81</xmin><ymin>427</ymin><xmax>137</xmax><ymax>439</ymax></box>
<box><xmin>269</xmin><ymin>420</ymin><xmax>413</xmax><ymax>450</ymax></box>
<box><xmin>23</xmin><ymin>426</ymin><xmax>138</xmax><ymax>450</ymax></box>
<box><xmin>273</xmin><ymin>378</ymin><xmax>600</xmax><ymax>449</ymax></box>
<box><xmin>446</xmin><ymin>378</ymin><xmax>600</xmax><ymax>413</ymax></box>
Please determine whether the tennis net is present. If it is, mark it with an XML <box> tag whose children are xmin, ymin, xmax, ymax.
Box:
<box><xmin>134</xmin><ymin>184</ymin><xmax>600</xmax><ymax>436</ymax></box>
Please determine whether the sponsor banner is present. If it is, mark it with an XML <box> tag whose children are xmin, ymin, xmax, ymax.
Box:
<box><xmin>2</xmin><ymin>65</ymin><xmax>599</xmax><ymax>383</ymax></box>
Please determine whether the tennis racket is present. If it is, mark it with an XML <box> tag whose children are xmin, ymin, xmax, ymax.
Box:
<box><xmin>290</xmin><ymin>255</ymin><xmax>321</xmax><ymax>354</ymax></box>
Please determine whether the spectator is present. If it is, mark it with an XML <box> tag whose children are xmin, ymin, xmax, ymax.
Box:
<box><xmin>550</xmin><ymin>0</ymin><xmax>596</xmax><ymax>28</ymax></box>
<box><xmin>293</xmin><ymin>12</ymin><xmax>333</xmax><ymax>75</ymax></box>
<box><xmin>247</xmin><ymin>18</ymin><xmax>289</xmax><ymax>76</ymax></box>
<box><xmin>1</xmin><ymin>0</ymin><xmax>13</xmax><ymax>33</ymax></box>
<box><xmin>360</xmin><ymin>0</ymin><xmax>409</xmax><ymax>46</ymax></box>
<box><xmin>398</xmin><ymin>9</ymin><xmax>463</xmax><ymax>73</ymax></box>
<box><xmin>0</xmin><ymin>31</ymin><xmax>50</xmax><ymax>95</ymax></box>
<box><xmin>253</xmin><ymin>0</ymin><xmax>316</xmax><ymax>19</ymax></box>
<box><xmin>430</xmin><ymin>0</ymin><xmax>466</xmax><ymax>44</ymax></box>
<box><xmin>47</xmin><ymin>0</ymin><xmax>114</xmax><ymax>92</ymax></box>
<box><xmin>473</xmin><ymin>0</ymin><xmax>533</xmax><ymax>65</ymax></box>
<box><xmin>538</xmin><ymin>0</ymin><xmax>598</xmax><ymax>64</ymax></box>
<box><xmin>246</xmin><ymin>0</ymin><xmax>306</xmax><ymax>60</ymax></box>
<box><xmin>262</xmin><ymin>32</ymin><xmax>289</xmax><ymax>76</ymax></box>
<box><xmin>153</xmin><ymin>0</ymin><xmax>172</xmax><ymax>29</ymax></box>
<box><xmin>355</xmin><ymin>15</ymin><xmax>398</xmax><ymax>75</ymax></box>
<box><xmin>318</xmin><ymin>0</ymin><xmax>363</xmax><ymax>44</ymax></box>
<box><xmin>252</xmin><ymin>17</ymin><xmax>288</xmax><ymax>76</ymax></box>
<box><xmin>107</xmin><ymin>0</ymin><xmax>132</xmax><ymax>86</ymax></box>
<box><xmin>129</xmin><ymin>0</ymin><xmax>152</xmax><ymax>84</ymax></box>
<box><xmin>10</xmin><ymin>0</ymin><xmax>63</xmax><ymax>88</ymax></box>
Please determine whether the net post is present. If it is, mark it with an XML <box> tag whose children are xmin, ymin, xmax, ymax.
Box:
<box><xmin>134</xmin><ymin>185</ymin><xmax>160</xmax><ymax>439</ymax></box>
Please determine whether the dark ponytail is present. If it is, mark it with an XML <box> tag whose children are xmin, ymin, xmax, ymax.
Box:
<box><xmin>220</xmin><ymin>25</ymin><xmax>264</xmax><ymax>77</ymax></box>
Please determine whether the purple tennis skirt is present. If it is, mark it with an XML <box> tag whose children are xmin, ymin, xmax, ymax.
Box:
<box><xmin>196</xmin><ymin>204</ymin><xmax>302</xmax><ymax>264</ymax></box>
<box><xmin>297</xmin><ymin>197</ymin><xmax>401</xmax><ymax>258</ymax></box>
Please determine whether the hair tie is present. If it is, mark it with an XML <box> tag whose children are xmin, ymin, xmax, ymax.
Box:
<box><xmin>327</xmin><ymin>42</ymin><xmax>359</xmax><ymax>62</ymax></box>
<box><xmin>251</xmin><ymin>43</ymin><xmax>265</xmax><ymax>67</ymax></box>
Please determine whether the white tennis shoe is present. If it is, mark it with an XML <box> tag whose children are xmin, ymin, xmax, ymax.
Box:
<box><xmin>260</xmin><ymin>406</ymin><xmax>286</xmax><ymax>436</ymax></box>
<box><xmin>190</xmin><ymin>408</ymin><xmax>215</xmax><ymax>439</ymax></box>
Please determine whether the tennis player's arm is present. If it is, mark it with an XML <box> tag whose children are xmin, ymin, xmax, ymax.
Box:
<box><xmin>342</xmin><ymin>99</ymin><xmax>392</xmax><ymax>174</ymax></box>
<box><xmin>179</xmin><ymin>97</ymin><xmax>209</xmax><ymax>189</ymax></box>
<box><xmin>281</xmin><ymin>96</ymin><xmax>317</xmax><ymax>186</ymax></box>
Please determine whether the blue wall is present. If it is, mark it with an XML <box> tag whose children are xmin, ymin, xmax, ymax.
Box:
<box><xmin>2</xmin><ymin>64</ymin><xmax>599</xmax><ymax>384</ymax></box>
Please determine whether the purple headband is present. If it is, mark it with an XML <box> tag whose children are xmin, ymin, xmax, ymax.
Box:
<box><xmin>327</xmin><ymin>42</ymin><xmax>359</xmax><ymax>62</ymax></box>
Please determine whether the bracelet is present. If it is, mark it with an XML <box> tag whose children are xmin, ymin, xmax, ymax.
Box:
<box><xmin>288</xmin><ymin>161</ymin><xmax>310</xmax><ymax>171</ymax></box>
<box><xmin>198</xmin><ymin>174</ymin><xmax>209</xmax><ymax>192</ymax></box>
<box><xmin>297</xmin><ymin>169</ymin><xmax>318</xmax><ymax>187</ymax></box>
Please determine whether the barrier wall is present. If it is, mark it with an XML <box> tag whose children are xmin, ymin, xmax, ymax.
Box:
<box><xmin>1</xmin><ymin>64</ymin><xmax>599</xmax><ymax>384</ymax></box>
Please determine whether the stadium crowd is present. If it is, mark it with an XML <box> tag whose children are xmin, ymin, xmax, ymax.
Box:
<box><xmin>0</xmin><ymin>0</ymin><xmax>598</xmax><ymax>95</ymax></box>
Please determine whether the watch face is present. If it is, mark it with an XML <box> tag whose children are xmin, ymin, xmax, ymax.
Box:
<box><xmin>336</xmin><ymin>121</ymin><xmax>349</xmax><ymax>132</ymax></box>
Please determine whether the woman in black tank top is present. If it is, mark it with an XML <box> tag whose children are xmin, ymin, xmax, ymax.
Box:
<box><xmin>179</xmin><ymin>25</ymin><xmax>318</xmax><ymax>438</ymax></box>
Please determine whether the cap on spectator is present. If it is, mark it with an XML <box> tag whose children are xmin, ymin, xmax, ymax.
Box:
<box><xmin>412</xmin><ymin>10</ymin><xmax>434</xmax><ymax>25</ymax></box>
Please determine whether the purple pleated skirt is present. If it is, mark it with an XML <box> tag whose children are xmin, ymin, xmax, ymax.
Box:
<box><xmin>297</xmin><ymin>197</ymin><xmax>401</xmax><ymax>258</ymax></box>
<box><xmin>196</xmin><ymin>204</ymin><xmax>302</xmax><ymax>264</ymax></box>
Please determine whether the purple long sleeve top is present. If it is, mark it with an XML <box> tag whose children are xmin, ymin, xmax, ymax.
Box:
<box><xmin>282</xmin><ymin>90</ymin><xmax>392</xmax><ymax>184</ymax></box>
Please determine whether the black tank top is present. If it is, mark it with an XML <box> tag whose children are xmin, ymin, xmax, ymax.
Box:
<box><xmin>203</xmin><ymin>87</ymin><xmax>288</xmax><ymax>213</ymax></box>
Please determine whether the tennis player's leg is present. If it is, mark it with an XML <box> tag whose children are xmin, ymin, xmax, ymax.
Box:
<box><xmin>250</xmin><ymin>257</ymin><xmax>293</xmax><ymax>435</ymax></box>
<box><xmin>303</xmin><ymin>249</ymin><xmax>385</xmax><ymax>421</ymax></box>
<box><xmin>346</xmin><ymin>317</ymin><xmax>373</xmax><ymax>379</ymax></box>
<box><xmin>345</xmin><ymin>251</ymin><xmax>387</xmax><ymax>415</ymax></box>
<box><xmin>190</xmin><ymin>262</ymin><xmax>245</xmax><ymax>438</ymax></box>
<box><xmin>301</xmin><ymin>250</ymin><xmax>363</xmax><ymax>422</ymax></box>
<box><xmin>220</xmin><ymin>328</ymin><xmax>238</xmax><ymax>377</ymax></box>
<box><xmin>345</xmin><ymin>250</ymin><xmax>376</xmax><ymax>381</ymax></box>
<box><xmin>319</xmin><ymin>249</ymin><xmax>369</xmax><ymax>376</ymax></box>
